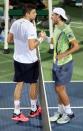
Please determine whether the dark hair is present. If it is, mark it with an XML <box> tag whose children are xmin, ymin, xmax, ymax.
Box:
<box><xmin>22</xmin><ymin>4</ymin><xmax>36</xmax><ymax>16</ymax></box>
<box><xmin>60</xmin><ymin>15</ymin><xmax>66</xmax><ymax>23</ymax></box>
<box><xmin>60</xmin><ymin>15</ymin><xmax>71</xmax><ymax>24</ymax></box>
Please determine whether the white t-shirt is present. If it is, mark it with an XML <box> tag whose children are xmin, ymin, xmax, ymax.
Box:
<box><xmin>10</xmin><ymin>18</ymin><xmax>38</xmax><ymax>63</ymax></box>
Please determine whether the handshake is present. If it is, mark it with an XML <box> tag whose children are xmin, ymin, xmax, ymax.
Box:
<box><xmin>37</xmin><ymin>31</ymin><xmax>51</xmax><ymax>44</ymax></box>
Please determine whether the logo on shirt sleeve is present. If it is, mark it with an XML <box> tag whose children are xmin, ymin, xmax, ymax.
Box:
<box><xmin>67</xmin><ymin>32</ymin><xmax>74</xmax><ymax>39</ymax></box>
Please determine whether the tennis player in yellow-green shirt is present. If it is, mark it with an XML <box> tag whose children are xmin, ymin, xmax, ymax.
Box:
<box><xmin>40</xmin><ymin>7</ymin><xmax>79</xmax><ymax>124</ymax></box>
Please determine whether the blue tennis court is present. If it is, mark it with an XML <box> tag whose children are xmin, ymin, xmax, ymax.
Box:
<box><xmin>0</xmin><ymin>83</ymin><xmax>42</xmax><ymax>131</ymax></box>
<box><xmin>0</xmin><ymin>82</ymin><xmax>83</xmax><ymax>131</ymax></box>
<box><xmin>45</xmin><ymin>81</ymin><xmax>83</xmax><ymax>131</ymax></box>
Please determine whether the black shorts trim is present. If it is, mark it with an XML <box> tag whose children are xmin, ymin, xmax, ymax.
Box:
<box><xmin>14</xmin><ymin>60</ymin><xmax>39</xmax><ymax>83</ymax></box>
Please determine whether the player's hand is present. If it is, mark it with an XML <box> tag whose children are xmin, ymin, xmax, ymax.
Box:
<box><xmin>56</xmin><ymin>53</ymin><xmax>66</xmax><ymax>60</ymax></box>
<box><xmin>37</xmin><ymin>37</ymin><xmax>44</xmax><ymax>43</ymax></box>
<box><xmin>39</xmin><ymin>31</ymin><xmax>47</xmax><ymax>40</ymax></box>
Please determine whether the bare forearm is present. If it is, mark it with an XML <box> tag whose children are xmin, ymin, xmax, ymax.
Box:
<box><xmin>65</xmin><ymin>46</ymin><xmax>79</xmax><ymax>56</ymax></box>
<box><xmin>31</xmin><ymin>39</ymin><xmax>39</xmax><ymax>49</ymax></box>
<box><xmin>7</xmin><ymin>33</ymin><xmax>13</xmax><ymax>43</ymax></box>
<box><xmin>7</xmin><ymin>39</ymin><xmax>13</xmax><ymax>44</ymax></box>
<box><xmin>57</xmin><ymin>40</ymin><xmax>80</xmax><ymax>60</ymax></box>
<box><xmin>64</xmin><ymin>43</ymin><xmax>79</xmax><ymax>56</ymax></box>
<box><xmin>29</xmin><ymin>38</ymin><xmax>43</xmax><ymax>50</ymax></box>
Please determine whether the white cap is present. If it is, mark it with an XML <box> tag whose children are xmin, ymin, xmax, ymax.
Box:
<box><xmin>53</xmin><ymin>7</ymin><xmax>68</xmax><ymax>20</ymax></box>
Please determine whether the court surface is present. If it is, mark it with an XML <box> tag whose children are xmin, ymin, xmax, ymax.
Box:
<box><xmin>0</xmin><ymin>82</ymin><xmax>83</xmax><ymax>131</ymax></box>
<box><xmin>45</xmin><ymin>81</ymin><xmax>83</xmax><ymax>131</ymax></box>
<box><xmin>0</xmin><ymin>83</ymin><xmax>42</xmax><ymax>131</ymax></box>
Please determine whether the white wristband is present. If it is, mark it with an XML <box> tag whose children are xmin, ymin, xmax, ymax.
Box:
<box><xmin>45</xmin><ymin>36</ymin><xmax>51</xmax><ymax>43</ymax></box>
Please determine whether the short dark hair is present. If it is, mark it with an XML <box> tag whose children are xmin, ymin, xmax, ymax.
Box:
<box><xmin>60</xmin><ymin>15</ymin><xmax>66</xmax><ymax>23</ymax></box>
<box><xmin>60</xmin><ymin>15</ymin><xmax>71</xmax><ymax>24</ymax></box>
<box><xmin>22</xmin><ymin>4</ymin><xmax>36</xmax><ymax>16</ymax></box>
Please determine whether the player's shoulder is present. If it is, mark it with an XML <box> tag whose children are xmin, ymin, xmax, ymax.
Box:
<box><xmin>64</xmin><ymin>24</ymin><xmax>71</xmax><ymax>30</ymax></box>
<box><xmin>27</xmin><ymin>20</ymin><xmax>34</xmax><ymax>27</ymax></box>
<box><xmin>22</xmin><ymin>19</ymin><xmax>34</xmax><ymax>28</ymax></box>
<box><xmin>63</xmin><ymin>24</ymin><xmax>72</xmax><ymax>33</ymax></box>
<box><xmin>11</xmin><ymin>19</ymin><xmax>20</xmax><ymax>27</ymax></box>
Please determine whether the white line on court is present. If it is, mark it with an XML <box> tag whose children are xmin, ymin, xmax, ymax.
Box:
<box><xmin>0</xmin><ymin>60</ymin><xmax>12</xmax><ymax>64</ymax></box>
<box><xmin>48</xmin><ymin>107</ymin><xmax>83</xmax><ymax>109</ymax></box>
<box><xmin>0</xmin><ymin>107</ymin><xmax>31</xmax><ymax>110</ymax></box>
<box><xmin>0</xmin><ymin>107</ymin><xmax>83</xmax><ymax>110</ymax></box>
<box><xmin>71</xmin><ymin>25</ymin><xmax>83</xmax><ymax>28</ymax></box>
<box><xmin>0</xmin><ymin>82</ymin><xmax>16</xmax><ymax>83</ymax></box>
<box><xmin>0</xmin><ymin>53</ymin><xmax>12</xmax><ymax>59</ymax></box>
<box><xmin>71</xmin><ymin>21</ymin><xmax>83</xmax><ymax>25</ymax></box>
<box><xmin>44</xmin><ymin>80</ymin><xmax>83</xmax><ymax>83</ymax></box>
<box><xmin>0</xmin><ymin>72</ymin><xmax>13</xmax><ymax>78</ymax></box>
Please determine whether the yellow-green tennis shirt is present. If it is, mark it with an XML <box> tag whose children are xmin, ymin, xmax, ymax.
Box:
<box><xmin>53</xmin><ymin>24</ymin><xmax>76</xmax><ymax>65</ymax></box>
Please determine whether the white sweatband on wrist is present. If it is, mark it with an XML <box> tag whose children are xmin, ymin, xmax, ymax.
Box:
<box><xmin>45</xmin><ymin>36</ymin><xmax>51</xmax><ymax>43</ymax></box>
<box><xmin>50</xmin><ymin>44</ymin><xmax>54</xmax><ymax>49</ymax></box>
